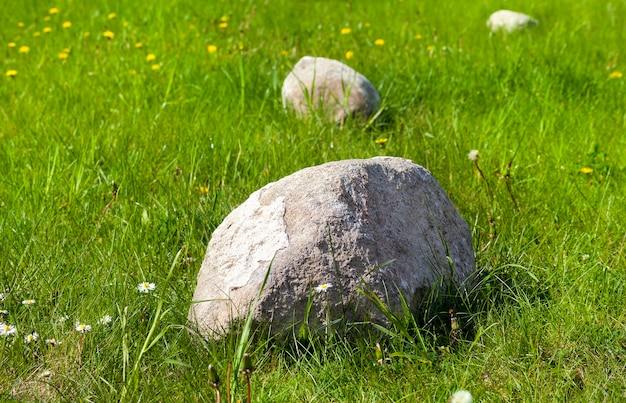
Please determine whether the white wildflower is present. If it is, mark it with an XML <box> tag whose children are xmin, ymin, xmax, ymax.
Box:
<box><xmin>45</xmin><ymin>338</ymin><xmax>62</xmax><ymax>346</ymax></box>
<box><xmin>24</xmin><ymin>332</ymin><xmax>38</xmax><ymax>344</ymax></box>
<box><xmin>75</xmin><ymin>323</ymin><xmax>92</xmax><ymax>333</ymax></box>
<box><xmin>137</xmin><ymin>282</ymin><xmax>156</xmax><ymax>293</ymax></box>
<box><xmin>467</xmin><ymin>150</ymin><xmax>479</xmax><ymax>162</ymax></box>
<box><xmin>0</xmin><ymin>323</ymin><xmax>17</xmax><ymax>336</ymax></box>
<box><xmin>449</xmin><ymin>389</ymin><xmax>473</xmax><ymax>403</ymax></box>
<box><xmin>98</xmin><ymin>315</ymin><xmax>112</xmax><ymax>325</ymax></box>
<box><xmin>315</xmin><ymin>283</ymin><xmax>333</xmax><ymax>293</ymax></box>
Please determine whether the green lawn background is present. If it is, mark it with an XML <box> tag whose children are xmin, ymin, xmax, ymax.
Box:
<box><xmin>1</xmin><ymin>0</ymin><xmax>625</xmax><ymax>401</ymax></box>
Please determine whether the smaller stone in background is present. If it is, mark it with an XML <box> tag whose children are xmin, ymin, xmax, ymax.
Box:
<box><xmin>487</xmin><ymin>10</ymin><xmax>538</xmax><ymax>33</ymax></box>
<box><xmin>281</xmin><ymin>56</ymin><xmax>381</xmax><ymax>123</ymax></box>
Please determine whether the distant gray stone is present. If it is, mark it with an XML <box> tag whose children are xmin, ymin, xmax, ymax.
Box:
<box><xmin>487</xmin><ymin>10</ymin><xmax>538</xmax><ymax>33</ymax></box>
<box><xmin>281</xmin><ymin>56</ymin><xmax>381</xmax><ymax>123</ymax></box>
<box><xmin>188</xmin><ymin>157</ymin><xmax>475</xmax><ymax>338</ymax></box>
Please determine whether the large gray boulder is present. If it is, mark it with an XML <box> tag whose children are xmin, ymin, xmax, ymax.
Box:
<box><xmin>281</xmin><ymin>56</ymin><xmax>381</xmax><ymax>123</ymax></box>
<box><xmin>188</xmin><ymin>157</ymin><xmax>475</xmax><ymax>337</ymax></box>
<box><xmin>487</xmin><ymin>10</ymin><xmax>538</xmax><ymax>33</ymax></box>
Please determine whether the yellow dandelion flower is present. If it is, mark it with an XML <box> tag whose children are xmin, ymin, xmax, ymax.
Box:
<box><xmin>200</xmin><ymin>186</ymin><xmax>209</xmax><ymax>195</ymax></box>
<box><xmin>19</xmin><ymin>46</ymin><xmax>30</xmax><ymax>53</ymax></box>
<box><xmin>17</xmin><ymin>22</ymin><xmax>24</xmax><ymax>28</ymax></box>
<box><xmin>151</xmin><ymin>64</ymin><xmax>160</xmax><ymax>70</ymax></box>
<box><xmin>415</xmin><ymin>34</ymin><xmax>423</xmax><ymax>40</ymax></box>
<box><xmin>609</xmin><ymin>71</ymin><xmax>623</xmax><ymax>79</ymax></box>
<box><xmin>146</xmin><ymin>53</ymin><xmax>156</xmax><ymax>62</ymax></box>
<box><xmin>220</xmin><ymin>15</ymin><xmax>229</xmax><ymax>22</ymax></box>
<box><xmin>238</xmin><ymin>42</ymin><xmax>244</xmax><ymax>50</ymax></box>
<box><xmin>43</xmin><ymin>27</ymin><xmax>52</xmax><ymax>33</ymax></box>
<box><xmin>579</xmin><ymin>167</ymin><xmax>593</xmax><ymax>174</ymax></box>
<box><xmin>103</xmin><ymin>30</ymin><xmax>114</xmax><ymax>39</ymax></box>
<box><xmin>108</xmin><ymin>12</ymin><xmax>116</xmax><ymax>19</ymax></box>
<box><xmin>219</xmin><ymin>22</ymin><xmax>228</xmax><ymax>29</ymax></box>
<box><xmin>134</xmin><ymin>42</ymin><xmax>143</xmax><ymax>49</ymax></box>
<box><xmin>33</xmin><ymin>31</ymin><xmax>41</xmax><ymax>37</ymax></box>
<box><xmin>207</xmin><ymin>45</ymin><xmax>217</xmax><ymax>53</ymax></box>
<box><xmin>58</xmin><ymin>51</ymin><xmax>68</xmax><ymax>59</ymax></box>
<box><xmin>341</xmin><ymin>28</ymin><xmax>351</xmax><ymax>35</ymax></box>
<box><xmin>44</xmin><ymin>16</ymin><xmax>51</xmax><ymax>22</ymax></box>
<box><xmin>8</xmin><ymin>42</ymin><xmax>16</xmax><ymax>48</ymax></box>
<box><xmin>49</xmin><ymin>7</ymin><xmax>59</xmax><ymax>14</ymax></box>
<box><xmin>6</xmin><ymin>69</ymin><xmax>17</xmax><ymax>77</ymax></box>
<box><xmin>62</xmin><ymin>21</ymin><xmax>71</xmax><ymax>28</ymax></box>
<box><xmin>375</xmin><ymin>137</ymin><xmax>388</xmax><ymax>144</ymax></box>
<box><xmin>374</xmin><ymin>38</ymin><xmax>384</xmax><ymax>46</ymax></box>
<box><xmin>345</xmin><ymin>50</ymin><xmax>354</xmax><ymax>59</ymax></box>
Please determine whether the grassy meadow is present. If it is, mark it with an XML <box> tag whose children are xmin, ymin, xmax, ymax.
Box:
<box><xmin>1</xmin><ymin>0</ymin><xmax>626</xmax><ymax>401</ymax></box>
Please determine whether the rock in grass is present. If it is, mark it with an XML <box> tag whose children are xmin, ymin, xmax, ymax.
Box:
<box><xmin>188</xmin><ymin>157</ymin><xmax>475</xmax><ymax>338</ymax></box>
<box><xmin>281</xmin><ymin>56</ymin><xmax>381</xmax><ymax>123</ymax></box>
<box><xmin>487</xmin><ymin>10</ymin><xmax>538</xmax><ymax>33</ymax></box>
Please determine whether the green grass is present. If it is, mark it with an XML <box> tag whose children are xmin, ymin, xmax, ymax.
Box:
<box><xmin>1</xmin><ymin>0</ymin><xmax>626</xmax><ymax>401</ymax></box>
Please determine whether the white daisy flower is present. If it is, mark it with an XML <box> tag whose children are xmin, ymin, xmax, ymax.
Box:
<box><xmin>22</xmin><ymin>299</ymin><xmax>36</xmax><ymax>305</ymax></box>
<box><xmin>45</xmin><ymin>338</ymin><xmax>62</xmax><ymax>346</ymax></box>
<box><xmin>449</xmin><ymin>390</ymin><xmax>473</xmax><ymax>403</ymax></box>
<box><xmin>0</xmin><ymin>293</ymin><xmax>4</xmax><ymax>301</ymax></box>
<box><xmin>24</xmin><ymin>332</ymin><xmax>38</xmax><ymax>344</ymax></box>
<box><xmin>0</xmin><ymin>310</ymin><xmax>8</xmax><ymax>315</ymax></box>
<box><xmin>137</xmin><ymin>282</ymin><xmax>156</xmax><ymax>293</ymax></box>
<box><xmin>0</xmin><ymin>323</ymin><xmax>17</xmax><ymax>336</ymax></box>
<box><xmin>315</xmin><ymin>283</ymin><xmax>333</xmax><ymax>293</ymax></box>
<box><xmin>98</xmin><ymin>315</ymin><xmax>112</xmax><ymax>325</ymax></box>
<box><xmin>75</xmin><ymin>323</ymin><xmax>92</xmax><ymax>333</ymax></box>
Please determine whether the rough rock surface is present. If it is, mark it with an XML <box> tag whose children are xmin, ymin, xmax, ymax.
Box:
<box><xmin>188</xmin><ymin>157</ymin><xmax>475</xmax><ymax>337</ymax></box>
<box><xmin>487</xmin><ymin>10</ymin><xmax>538</xmax><ymax>32</ymax></box>
<box><xmin>281</xmin><ymin>56</ymin><xmax>381</xmax><ymax>123</ymax></box>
